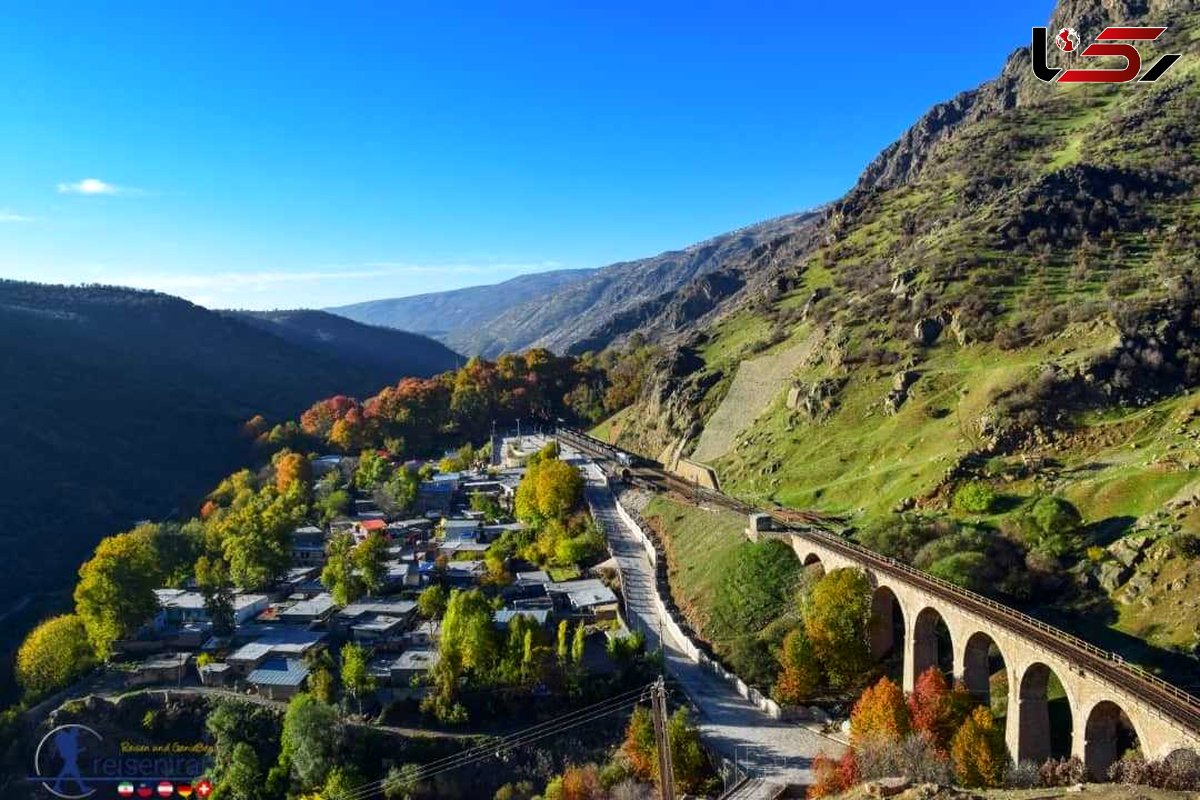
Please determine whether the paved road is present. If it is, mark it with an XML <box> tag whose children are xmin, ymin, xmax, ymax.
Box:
<box><xmin>582</xmin><ymin>463</ymin><xmax>843</xmax><ymax>787</ymax></box>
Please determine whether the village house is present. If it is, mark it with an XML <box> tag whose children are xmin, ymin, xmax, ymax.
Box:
<box><xmin>289</xmin><ymin>526</ymin><xmax>327</xmax><ymax>566</ymax></box>
<box><xmin>493</xmin><ymin>608</ymin><xmax>551</xmax><ymax>630</ymax></box>
<box><xmin>246</xmin><ymin>658</ymin><xmax>310</xmax><ymax>700</ymax></box>
<box><xmin>154</xmin><ymin>589</ymin><xmax>270</xmax><ymax>631</ymax></box>
<box><xmin>546</xmin><ymin>579</ymin><xmax>619</xmax><ymax>621</ymax></box>
<box><xmin>390</xmin><ymin>648</ymin><xmax>440</xmax><ymax>683</ymax></box>
<box><xmin>126</xmin><ymin>652</ymin><xmax>190</xmax><ymax>688</ymax></box>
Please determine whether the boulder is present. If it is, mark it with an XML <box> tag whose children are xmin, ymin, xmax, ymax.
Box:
<box><xmin>1097</xmin><ymin>561</ymin><xmax>1132</xmax><ymax>592</ymax></box>
<box><xmin>1108</xmin><ymin>535</ymin><xmax>1152</xmax><ymax>568</ymax></box>
<box><xmin>913</xmin><ymin>318</ymin><xmax>944</xmax><ymax>346</ymax></box>
<box><xmin>865</xmin><ymin>776</ymin><xmax>912</xmax><ymax>798</ymax></box>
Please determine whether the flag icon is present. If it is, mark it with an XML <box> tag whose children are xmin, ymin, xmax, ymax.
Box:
<box><xmin>177</xmin><ymin>784</ymin><xmax>194</xmax><ymax>798</ymax></box>
<box><xmin>194</xmin><ymin>779</ymin><xmax>214</xmax><ymax>799</ymax></box>
<box><xmin>157</xmin><ymin>781</ymin><xmax>175</xmax><ymax>798</ymax></box>
<box><xmin>118</xmin><ymin>783</ymin><xmax>135</xmax><ymax>798</ymax></box>
<box><xmin>137</xmin><ymin>784</ymin><xmax>154</xmax><ymax>799</ymax></box>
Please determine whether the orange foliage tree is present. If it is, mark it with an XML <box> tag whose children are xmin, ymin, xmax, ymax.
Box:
<box><xmin>850</xmin><ymin>676</ymin><xmax>911</xmax><ymax>749</ymax></box>
<box><xmin>908</xmin><ymin>667</ymin><xmax>976</xmax><ymax>752</ymax></box>
<box><xmin>807</xmin><ymin>751</ymin><xmax>859</xmax><ymax>799</ymax></box>
<box><xmin>622</xmin><ymin>706</ymin><xmax>657</xmax><ymax>782</ymax></box>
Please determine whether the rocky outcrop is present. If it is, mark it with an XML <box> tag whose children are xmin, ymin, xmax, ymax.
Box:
<box><xmin>787</xmin><ymin>376</ymin><xmax>847</xmax><ymax>421</ymax></box>
<box><xmin>884</xmin><ymin>368</ymin><xmax>922</xmax><ymax>415</ymax></box>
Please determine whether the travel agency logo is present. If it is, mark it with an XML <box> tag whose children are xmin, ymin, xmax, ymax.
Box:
<box><xmin>1032</xmin><ymin>24</ymin><xmax>1181</xmax><ymax>82</ymax></box>
<box><xmin>31</xmin><ymin>723</ymin><xmax>213</xmax><ymax>799</ymax></box>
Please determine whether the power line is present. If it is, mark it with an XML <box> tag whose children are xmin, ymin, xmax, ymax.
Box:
<box><xmin>332</xmin><ymin>683</ymin><xmax>656</xmax><ymax>800</ymax></box>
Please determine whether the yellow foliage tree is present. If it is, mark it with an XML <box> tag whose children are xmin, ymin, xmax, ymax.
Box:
<box><xmin>74</xmin><ymin>530</ymin><xmax>162</xmax><ymax>659</ymax></box>
<box><xmin>16</xmin><ymin>614</ymin><xmax>96</xmax><ymax>700</ymax></box>
<box><xmin>950</xmin><ymin>706</ymin><xmax>1008</xmax><ymax>788</ymax></box>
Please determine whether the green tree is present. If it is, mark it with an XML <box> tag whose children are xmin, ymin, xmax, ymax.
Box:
<box><xmin>280</xmin><ymin>693</ymin><xmax>340</xmax><ymax>791</ymax></box>
<box><xmin>803</xmin><ymin>568</ymin><xmax>872</xmax><ymax>688</ymax></box>
<box><xmin>195</xmin><ymin>554</ymin><xmax>235</xmax><ymax>636</ymax></box>
<box><xmin>418</xmin><ymin>584</ymin><xmax>448</xmax><ymax>620</ymax></box>
<box><xmin>556</xmin><ymin>620</ymin><xmax>570</xmax><ymax>663</ymax></box>
<box><xmin>668</xmin><ymin>708</ymin><xmax>709</xmax><ymax>795</ymax></box>
<box><xmin>219</xmin><ymin>742</ymin><xmax>264</xmax><ymax>800</ymax></box>
<box><xmin>383</xmin><ymin>763</ymin><xmax>424</xmax><ymax>800</ymax></box>
<box><xmin>435</xmin><ymin>589</ymin><xmax>499</xmax><ymax>703</ymax></box>
<box><xmin>322</xmin><ymin>532</ymin><xmax>365</xmax><ymax>606</ymax></box>
<box><xmin>16</xmin><ymin>614</ymin><xmax>96</xmax><ymax>701</ymax></box>
<box><xmin>74</xmin><ymin>530</ymin><xmax>162</xmax><ymax>658</ymax></box>
<box><xmin>353</xmin><ymin>532</ymin><xmax>389</xmax><ymax>596</ymax></box>
<box><xmin>571</xmin><ymin>622</ymin><xmax>586</xmax><ymax>664</ymax></box>
<box><xmin>316</xmin><ymin>488</ymin><xmax>350</xmax><ymax>524</ymax></box>
<box><xmin>953</xmin><ymin>481</ymin><xmax>997</xmax><ymax>514</ymax></box>
<box><xmin>354</xmin><ymin>449</ymin><xmax>392</xmax><ymax>491</ymax></box>
<box><xmin>341</xmin><ymin>642</ymin><xmax>375</xmax><ymax>714</ymax></box>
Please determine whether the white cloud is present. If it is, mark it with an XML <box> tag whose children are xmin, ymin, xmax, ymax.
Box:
<box><xmin>0</xmin><ymin>210</ymin><xmax>37</xmax><ymax>223</ymax></box>
<box><xmin>56</xmin><ymin>178</ymin><xmax>142</xmax><ymax>196</ymax></box>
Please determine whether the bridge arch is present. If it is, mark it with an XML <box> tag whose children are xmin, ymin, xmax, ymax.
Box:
<box><xmin>1017</xmin><ymin>661</ymin><xmax>1075</xmax><ymax>764</ymax></box>
<box><xmin>800</xmin><ymin>552</ymin><xmax>825</xmax><ymax>578</ymax></box>
<box><xmin>961</xmin><ymin>631</ymin><xmax>1009</xmax><ymax>714</ymax></box>
<box><xmin>1083</xmin><ymin>699</ymin><xmax>1143</xmax><ymax>780</ymax></box>
<box><xmin>912</xmin><ymin>606</ymin><xmax>955</xmax><ymax>681</ymax></box>
<box><xmin>869</xmin><ymin>584</ymin><xmax>906</xmax><ymax>680</ymax></box>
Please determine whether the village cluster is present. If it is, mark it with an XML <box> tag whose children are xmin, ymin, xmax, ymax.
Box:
<box><xmin>117</xmin><ymin>435</ymin><xmax>620</xmax><ymax>703</ymax></box>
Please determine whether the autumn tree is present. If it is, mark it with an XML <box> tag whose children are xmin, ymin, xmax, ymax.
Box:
<box><xmin>16</xmin><ymin>614</ymin><xmax>96</xmax><ymax>700</ymax></box>
<box><xmin>850</xmin><ymin>676</ymin><xmax>911</xmax><ymax>749</ymax></box>
<box><xmin>74</xmin><ymin>529</ymin><xmax>162</xmax><ymax>658</ymax></box>
<box><xmin>775</xmin><ymin>627</ymin><xmax>821</xmax><ymax>705</ymax></box>
<box><xmin>668</xmin><ymin>708</ymin><xmax>710</xmax><ymax>794</ymax></box>
<box><xmin>622</xmin><ymin>706</ymin><xmax>657</xmax><ymax>782</ymax></box>
<box><xmin>803</xmin><ymin>568</ymin><xmax>872</xmax><ymax>688</ymax></box>
<box><xmin>950</xmin><ymin>706</ymin><xmax>1008</xmax><ymax>788</ymax></box>
<box><xmin>908</xmin><ymin>667</ymin><xmax>975</xmax><ymax>752</ymax></box>
<box><xmin>273</xmin><ymin>449</ymin><xmax>312</xmax><ymax>497</ymax></box>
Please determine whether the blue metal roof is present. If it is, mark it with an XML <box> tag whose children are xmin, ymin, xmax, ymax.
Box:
<box><xmin>247</xmin><ymin>658</ymin><xmax>310</xmax><ymax>687</ymax></box>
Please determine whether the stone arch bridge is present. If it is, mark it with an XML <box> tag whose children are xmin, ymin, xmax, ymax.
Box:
<box><xmin>781</xmin><ymin>525</ymin><xmax>1200</xmax><ymax>777</ymax></box>
<box><xmin>555</xmin><ymin>425</ymin><xmax>1200</xmax><ymax>778</ymax></box>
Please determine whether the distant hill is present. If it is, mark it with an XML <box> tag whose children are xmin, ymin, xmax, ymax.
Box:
<box><xmin>226</xmin><ymin>308</ymin><xmax>462</xmax><ymax>376</ymax></box>
<box><xmin>329</xmin><ymin>268</ymin><xmax>595</xmax><ymax>344</ymax></box>
<box><xmin>0</xmin><ymin>281</ymin><xmax>459</xmax><ymax>688</ymax></box>
<box><xmin>328</xmin><ymin>213</ymin><xmax>817</xmax><ymax>356</ymax></box>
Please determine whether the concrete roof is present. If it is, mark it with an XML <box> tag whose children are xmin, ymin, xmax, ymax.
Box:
<box><xmin>394</xmin><ymin>648</ymin><xmax>440</xmax><ymax>670</ymax></box>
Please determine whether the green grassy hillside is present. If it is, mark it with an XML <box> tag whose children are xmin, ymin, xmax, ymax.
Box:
<box><xmin>602</xmin><ymin>11</ymin><xmax>1200</xmax><ymax>664</ymax></box>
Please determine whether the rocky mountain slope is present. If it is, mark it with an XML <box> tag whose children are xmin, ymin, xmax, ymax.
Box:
<box><xmin>330</xmin><ymin>212</ymin><xmax>819</xmax><ymax>357</ymax></box>
<box><xmin>600</xmin><ymin>0</ymin><xmax>1200</xmax><ymax>662</ymax></box>
<box><xmin>328</xmin><ymin>267</ymin><xmax>594</xmax><ymax>342</ymax></box>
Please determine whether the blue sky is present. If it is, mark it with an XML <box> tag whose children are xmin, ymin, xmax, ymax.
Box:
<box><xmin>0</xmin><ymin>1</ymin><xmax>1052</xmax><ymax>310</ymax></box>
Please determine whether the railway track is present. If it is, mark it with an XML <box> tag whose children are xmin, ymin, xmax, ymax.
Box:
<box><xmin>555</xmin><ymin>426</ymin><xmax>1200</xmax><ymax>736</ymax></box>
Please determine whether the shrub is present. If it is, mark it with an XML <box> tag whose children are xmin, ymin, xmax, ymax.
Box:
<box><xmin>928</xmin><ymin>552</ymin><xmax>989</xmax><ymax>591</ymax></box>
<box><xmin>857</xmin><ymin>734</ymin><xmax>953</xmax><ymax>785</ymax></box>
<box><xmin>1038</xmin><ymin>756</ymin><xmax>1085</xmax><ymax>787</ymax></box>
<box><xmin>1109</xmin><ymin>749</ymin><xmax>1200</xmax><ymax>790</ymax></box>
<box><xmin>807</xmin><ymin>751</ymin><xmax>858</xmax><ymax>799</ymax></box>
<box><xmin>1006</xmin><ymin>759</ymin><xmax>1040</xmax><ymax>788</ymax></box>
<box><xmin>953</xmin><ymin>481</ymin><xmax>997</xmax><ymax>514</ymax></box>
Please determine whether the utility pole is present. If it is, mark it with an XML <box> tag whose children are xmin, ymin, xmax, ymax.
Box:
<box><xmin>650</xmin><ymin>676</ymin><xmax>677</xmax><ymax>800</ymax></box>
